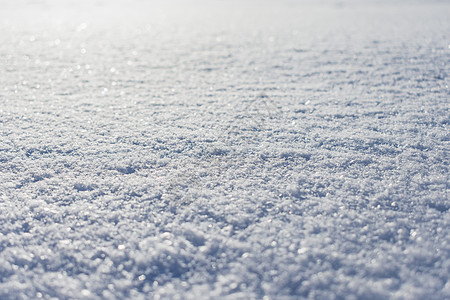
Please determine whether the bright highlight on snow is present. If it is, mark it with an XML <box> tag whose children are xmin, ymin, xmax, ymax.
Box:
<box><xmin>0</xmin><ymin>0</ymin><xmax>449</xmax><ymax>299</ymax></box>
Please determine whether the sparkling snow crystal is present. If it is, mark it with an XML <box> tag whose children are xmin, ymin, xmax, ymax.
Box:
<box><xmin>0</xmin><ymin>0</ymin><xmax>449</xmax><ymax>299</ymax></box>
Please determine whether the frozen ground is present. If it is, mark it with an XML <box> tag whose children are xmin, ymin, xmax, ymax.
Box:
<box><xmin>0</xmin><ymin>0</ymin><xmax>449</xmax><ymax>299</ymax></box>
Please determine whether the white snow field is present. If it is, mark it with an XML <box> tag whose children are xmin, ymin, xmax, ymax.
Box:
<box><xmin>0</xmin><ymin>0</ymin><xmax>449</xmax><ymax>299</ymax></box>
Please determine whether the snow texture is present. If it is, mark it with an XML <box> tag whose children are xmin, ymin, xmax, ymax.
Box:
<box><xmin>0</xmin><ymin>0</ymin><xmax>449</xmax><ymax>299</ymax></box>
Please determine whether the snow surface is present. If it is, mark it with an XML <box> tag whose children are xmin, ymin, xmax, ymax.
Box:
<box><xmin>0</xmin><ymin>0</ymin><xmax>449</xmax><ymax>299</ymax></box>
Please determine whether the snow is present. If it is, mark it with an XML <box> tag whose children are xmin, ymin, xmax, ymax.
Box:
<box><xmin>0</xmin><ymin>0</ymin><xmax>449</xmax><ymax>299</ymax></box>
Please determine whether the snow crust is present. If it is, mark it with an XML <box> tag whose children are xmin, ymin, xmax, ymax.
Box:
<box><xmin>0</xmin><ymin>0</ymin><xmax>449</xmax><ymax>299</ymax></box>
